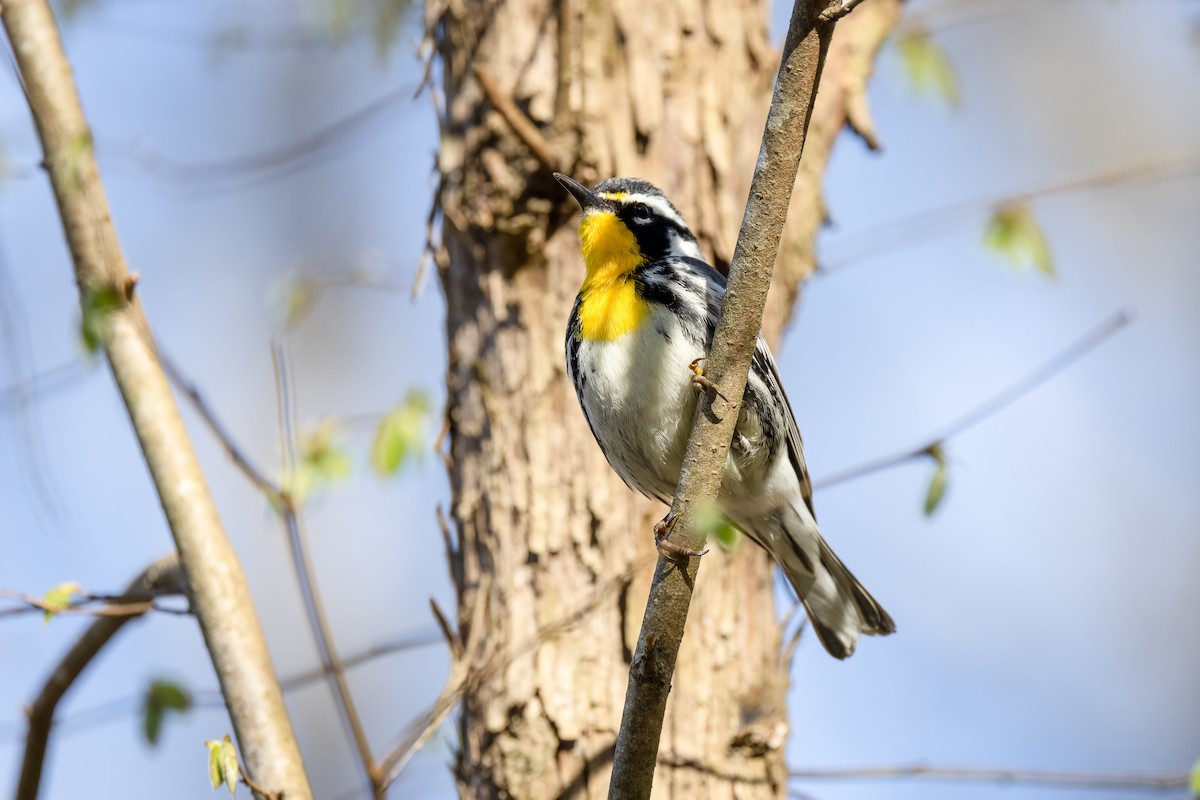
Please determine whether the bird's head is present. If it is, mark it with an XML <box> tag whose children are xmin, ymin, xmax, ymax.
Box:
<box><xmin>554</xmin><ymin>173</ymin><xmax>702</xmax><ymax>282</ymax></box>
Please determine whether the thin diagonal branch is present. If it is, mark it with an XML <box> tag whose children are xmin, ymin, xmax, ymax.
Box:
<box><xmin>0</xmin><ymin>3</ymin><xmax>312</xmax><ymax>797</ymax></box>
<box><xmin>16</xmin><ymin>554</ymin><xmax>184</xmax><ymax>800</ymax></box>
<box><xmin>170</xmin><ymin>343</ymin><xmax>381</xmax><ymax>794</ymax></box>
<box><xmin>472</xmin><ymin>64</ymin><xmax>560</xmax><ymax>172</ymax></box>
<box><xmin>0</xmin><ymin>588</ymin><xmax>187</xmax><ymax>619</ymax></box>
<box><xmin>0</xmin><ymin>628</ymin><xmax>443</xmax><ymax>742</ymax></box>
<box><xmin>813</xmin><ymin>308</ymin><xmax>1133</xmax><ymax>490</ymax></box>
<box><xmin>107</xmin><ymin>82</ymin><xmax>418</xmax><ymax>195</ymax></box>
<box><xmin>269</xmin><ymin>340</ymin><xmax>380</xmax><ymax>795</ymax></box>
<box><xmin>608</xmin><ymin>1</ymin><xmax>845</xmax><ymax>797</ymax></box>
<box><xmin>378</xmin><ymin>557</ymin><xmax>654</xmax><ymax>791</ymax></box>
<box><xmin>819</xmin><ymin>153</ymin><xmax>1200</xmax><ymax>273</ymax></box>
<box><xmin>166</xmin><ymin>341</ymin><xmax>379</xmax><ymax>792</ymax></box>
<box><xmin>0</xmin><ymin>361</ymin><xmax>93</xmax><ymax>413</ymax></box>
<box><xmin>789</xmin><ymin>764</ymin><xmax>1190</xmax><ymax>791</ymax></box>
<box><xmin>160</xmin><ymin>352</ymin><xmax>281</xmax><ymax>502</ymax></box>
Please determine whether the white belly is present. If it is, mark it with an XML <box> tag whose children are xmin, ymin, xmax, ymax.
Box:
<box><xmin>574</xmin><ymin>306</ymin><xmax>703</xmax><ymax>503</ymax></box>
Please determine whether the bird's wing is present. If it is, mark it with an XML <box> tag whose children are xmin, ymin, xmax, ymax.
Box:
<box><xmin>751</xmin><ymin>338</ymin><xmax>816</xmax><ymax>519</ymax></box>
<box><xmin>682</xmin><ymin>257</ymin><xmax>816</xmax><ymax>519</ymax></box>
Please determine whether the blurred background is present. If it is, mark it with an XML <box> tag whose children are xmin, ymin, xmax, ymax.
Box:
<box><xmin>1</xmin><ymin>0</ymin><xmax>1197</xmax><ymax>798</ymax></box>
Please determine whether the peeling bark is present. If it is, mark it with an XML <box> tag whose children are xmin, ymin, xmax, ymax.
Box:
<box><xmin>432</xmin><ymin>1</ymin><xmax>901</xmax><ymax>797</ymax></box>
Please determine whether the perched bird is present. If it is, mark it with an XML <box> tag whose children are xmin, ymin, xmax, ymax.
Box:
<box><xmin>555</xmin><ymin>172</ymin><xmax>895</xmax><ymax>659</ymax></box>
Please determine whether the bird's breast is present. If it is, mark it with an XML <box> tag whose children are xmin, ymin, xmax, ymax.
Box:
<box><xmin>573</xmin><ymin>305</ymin><xmax>702</xmax><ymax>492</ymax></box>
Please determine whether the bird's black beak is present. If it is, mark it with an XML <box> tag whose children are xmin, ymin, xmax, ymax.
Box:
<box><xmin>553</xmin><ymin>173</ymin><xmax>605</xmax><ymax>212</ymax></box>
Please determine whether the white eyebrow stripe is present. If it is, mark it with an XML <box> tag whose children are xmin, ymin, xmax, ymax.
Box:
<box><xmin>623</xmin><ymin>193</ymin><xmax>688</xmax><ymax>230</ymax></box>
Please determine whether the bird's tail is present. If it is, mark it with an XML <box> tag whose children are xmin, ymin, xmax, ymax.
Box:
<box><xmin>748</xmin><ymin>505</ymin><xmax>895</xmax><ymax>659</ymax></box>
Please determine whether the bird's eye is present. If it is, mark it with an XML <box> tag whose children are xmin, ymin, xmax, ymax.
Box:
<box><xmin>629</xmin><ymin>203</ymin><xmax>653</xmax><ymax>224</ymax></box>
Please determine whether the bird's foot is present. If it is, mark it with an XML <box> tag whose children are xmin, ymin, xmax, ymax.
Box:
<box><xmin>653</xmin><ymin>511</ymin><xmax>709</xmax><ymax>560</ymax></box>
<box><xmin>689</xmin><ymin>357</ymin><xmax>728</xmax><ymax>401</ymax></box>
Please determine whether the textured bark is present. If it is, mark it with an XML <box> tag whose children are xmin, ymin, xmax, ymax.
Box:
<box><xmin>432</xmin><ymin>1</ymin><xmax>901</xmax><ymax>798</ymax></box>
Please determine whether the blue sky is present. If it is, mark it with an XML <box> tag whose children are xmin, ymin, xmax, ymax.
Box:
<box><xmin>1</xmin><ymin>1</ymin><xmax>1197</xmax><ymax>798</ymax></box>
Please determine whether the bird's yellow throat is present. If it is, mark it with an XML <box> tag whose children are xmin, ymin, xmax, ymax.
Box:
<box><xmin>576</xmin><ymin>210</ymin><xmax>650</xmax><ymax>341</ymax></box>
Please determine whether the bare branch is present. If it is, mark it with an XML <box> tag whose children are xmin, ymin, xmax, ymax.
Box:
<box><xmin>0</xmin><ymin>361</ymin><xmax>93</xmax><ymax>413</ymax></box>
<box><xmin>0</xmin><ymin>628</ymin><xmax>443</xmax><ymax>743</ymax></box>
<box><xmin>105</xmin><ymin>82</ymin><xmax>417</xmax><ymax>195</ymax></box>
<box><xmin>789</xmin><ymin>764</ymin><xmax>1190</xmax><ymax>791</ymax></box>
<box><xmin>377</xmin><ymin>558</ymin><xmax>654</xmax><ymax>791</ymax></box>
<box><xmin>269</xmin><ymin>340</ymin><xmax>380</xmax><ymax>795</ymax></box>
<box><xmin>0</xmin><ymin>2</ymin><xmax>312</xmax><ymax>796</ymax></box>
<box><xmin>0</xmin><ymin>588</ymin><xmax>186</xmax><ymax>620</ymax></box>
<box><xmin>820</xmin><ymin>0</ymin><xmax>868</xmax><ymax>22</ymax></box>
<box><xmin>609</xmin><ymin>2</ymin><xmax>842</xmax><ymax>797</ymax></box>
<box><xmin>16</xmin><ymin>554</ymin><xmax>184</xmax><ymax>800</ymax></box>
<box><xmin>819</xmin><ymin>153</ymin><xmax>1200</xmax><ymax>273</ymax></box>
<box><xmin>160</xmin><ymin>352</ymin><xmax>283</xmax><ymax>503</ymax></box>
<box><xmin>472</xmin><ymin>64</ymin><xmax>560</xmax><ymax>172</ymax></box>
<box><xmin>813</xmin><ymin>308</ymin><xmax>1134</xmax><ymax>489</ymax></box>
<box><xmin>899</xmin><ymin>0</ymin><xmax>1170</xmax><ymax>37</ymax></box>
<box><xmin>166</xmin><ymin>342</ymin><xmax>384</xmax><ymax>792</ymax></box>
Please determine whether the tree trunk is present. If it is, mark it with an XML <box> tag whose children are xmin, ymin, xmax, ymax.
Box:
<box><xmin>432</xmin><ymin>1</ymin><xmax>901</xmax><ymax>797</ymax></box>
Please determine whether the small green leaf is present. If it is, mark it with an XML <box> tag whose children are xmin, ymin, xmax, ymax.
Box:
<box><xmin>372</xmin><ymin>0</ymin><xmax>412</xmax><ymax>59</ymax></box>
<box><xmin>691</xmin><ymin>500</ymin><xmax>723</xmax><ymax>537</ymax></box>
<box><xmin>79</xmin><ymin>285</ymin><xmax>123</xmax><ymax>355</ymax></box>
<box><xmin>205</xmin><ymin>736</ymin><xmax>238</xmax><ymax>797</ymax></box>
<box><xmin>322</xmin><ymin>0</ymin><xmax>356</xmax><ymax>44</ymax></box>
<box><xmin>371</xmin><ymin>391</ymin><xmax>431</xmax><ymax>476</ymax></box>
<box><xmin>983</xmin><ymin>203</ymin><xmax>1055</xmax><ymax>278</ymax></box>
<box><xmin>1189</xmin><ymin>756</ymin><xmax>1199</xmax><ymax>796</ymax></box>
<box><xmin>41</xmin><ymin>581</ymin><xmax>82</xmax><ymax>623</ymax></box>
<box><xmin>690</xmin><ymin>499</ymin><xmax>739</xmax><ymax>550</ymax></box>
<box><xmin>896</xmin><ymin>28</ymin><xmax>959</xmax><ymax>107</ymax></box>
<box><xmin>142</xmin><ymin>680</ymin><xmax>192</xmax><ymax>746</ymax></box>
<box><xmin>923</xmin><ymin>460</ymin><xmax>948</xmax><ymax>517</ymax></box>
<box><xmin>268</xmin><ymin>275</ymin><xmax>318</xmax><ymax>330</ymax></box>
<box><xmin>711</xmin><ymin>522</ymin><xmax>740</xmax><ymax>552</ymax></box>
<box><xmin>282</xmin><ymin>420</ymin><xmax>351</xmax><ymax>501</ymax></box>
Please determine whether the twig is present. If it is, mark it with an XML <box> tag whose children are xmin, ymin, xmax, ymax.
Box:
<box><xmin>813</xmin><ymin>309</ymin><xmax>1133</xmax><ymax>489</ymax></box>
<box><xmin>472</xmin><ymin>64</ymin><xmax>560</xmax><ymax>172</ymax></box>
<box><xmin>239</xmin><ymin>764</ymin><xmax>281</xmax><ymax>800</ymax></box>
<box><xmin>377</xmin><ymin>557</ymin><xmax>654</xmax><ymax>791</ymax></box>
<box><xmin>0</xmin><ymin>230</ymin><xmax>64</xmax><ymax>521</ymax></box>
<box><xmin>899</xmin><ymin>0</ymin><xmax>1193</xmax><ymax>37</ymax></box>
<box><xmin>16</xmin><ymin>554</ymin><xmax>184</xmax><ymax>800</ymax></box>
<box><xmin>269</xmin><ymin>340</ymin><xmax>380</xmax><ymax>795</ymax></box>
<box><xmin>87</xmin><ymin>19</ymin><xmax>345</xmax><ymax>52</ymax></box>
<box><xmin>0</xmin><ymin>360</ymin><xmax>93</xmax><ymax>412</ymax></box>
<box><xmin>0</xmin><ymin>3</ymin><xmax>313</xmax><ymax>797</ymax></box>
<box><xmin>0</xmin><ymin>628</ymin><xmax>444</xmax><ymax>742</ymax></box>
<box><xmin>819</xmin><ymin>153</ymin><xmax>1200</xmax><ymax>273</ymax></box>
<box><xmin>820</xmin><ymin>0</ymin><xmax>868</xmax><ymax>21</ymax></box>
<box><xmin>608</xmin><ymin>2</ymin><xmax>841</xmax><ymax>798</ymax></box>
<box><xmin>169</xmin><ymin>342</ymin><xmax>378</xmax><ymax>792</ymax></box>
<box><xmin>0</xmin><ymin>589</ymin><xmax>186</xmax><ymax>619</ymax></box>
<box><xmin>3</xmin><ymin>80</ymin><xmax>418</xmax><ymax>195</ymax></box>
<box><xmin>789</xmin><ymin>764</ymin><xmax>1190</xmax><ymax>790</ymax></box>
<box><xmin>110</xmin><ymin>81</ymin><xmax>417</xmax><ymax>195</ymax></box>
<box><xmin>168</xmin><ymin>341</ymin><xmax>392</xmax><ymax>794</ymax></box>
<box><xmin>160</xmin><ymin>352</ymin><xmax>282</xmax><ymax>503</ymax></box>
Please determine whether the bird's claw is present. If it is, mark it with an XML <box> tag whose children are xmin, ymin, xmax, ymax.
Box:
<box><xmin>689</xmin><ymin>357</ymin><xmax>728</xmax><ymax>401</ymax></box>
<box><xmin>653</xmin><ymin>511</ymin><xmax>709</xmax><ymax>560</ymax></box>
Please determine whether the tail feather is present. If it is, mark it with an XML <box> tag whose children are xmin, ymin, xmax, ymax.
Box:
<box><xmin>745</xmin><ymin>505</ymin><xmax>895</xmax><ymax>659</ymax></box>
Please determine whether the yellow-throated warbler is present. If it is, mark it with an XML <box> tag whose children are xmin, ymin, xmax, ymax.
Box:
<box><xmin>555</xmin><ymin>173</ymin><xmax>895</xmax><ymax>659</ymax></box>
